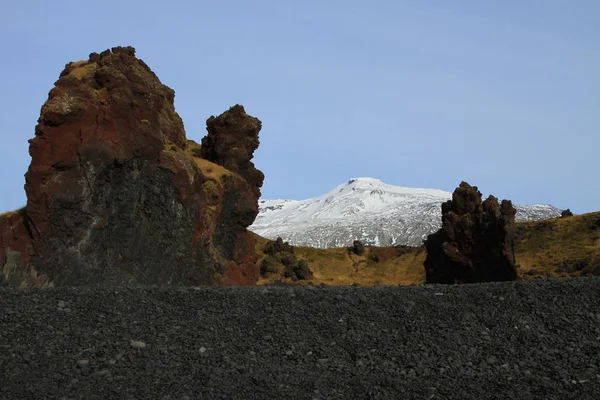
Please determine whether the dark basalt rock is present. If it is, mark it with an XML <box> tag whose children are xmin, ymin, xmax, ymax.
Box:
<box><xmin>200</xmin><ymin>104</ymin><xmax>265</xmax><ymax>199</ymax></box>
<box><xmin>423</xmin><ymin>181</ymin><xmax>518</xmax><ymax>284</ymax></box>
<box><xmin>561</xmin><ymin>209</ymin><xmax>574</xmax><ymax>218</ymax></box>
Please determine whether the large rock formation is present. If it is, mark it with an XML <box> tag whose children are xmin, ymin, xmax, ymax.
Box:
<box><xmin>423</xmin><ymin>182</ymin><xmax>518</xmax><ymax>284</ymax></box>
<box><xmin>0</xmin><ymin>46</ymin><xmax>263</xmax><ymax>287</ymax></box>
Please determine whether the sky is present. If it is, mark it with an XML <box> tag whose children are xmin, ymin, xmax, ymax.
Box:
<box><xmin>0</xmin><ymin>0</ymin><xmax>598</xmax><ymax>214</ymax></box>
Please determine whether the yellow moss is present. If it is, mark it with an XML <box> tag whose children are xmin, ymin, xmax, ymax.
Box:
<box><xmin>203</xmin><ymin>205</ymin><xmax>219</xmax><ymax>226</ymax></box>
<box><xmin>70</xmin><ymin>60</ymin><xmax>87</xmax><ymax>68</ymax></box>
<box><xmin>163</xmin><ymin>140</ymin><xmax>231</xmax><ymax>183</ymax></box>
<box><xmin>203</xmin><ymin>180</ymin><xmax>217</xmax><ymax>192</ymax></box>
<box><xmin>192</xmin><ymin>157</ymin><xmax>230</xmax><ymax>181</ymax></box>
<box><xmin>202</xmin><ymin>180</ymin><xmax>221</xmax><ymax>207</ymax></box>
<box><xmin>69</xmin><ymin>62</ymin><xmax>97</xmax><ymax>80</ymax></box>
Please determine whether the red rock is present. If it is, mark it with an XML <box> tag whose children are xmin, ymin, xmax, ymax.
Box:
<box><xmin>0</xmin><ymin>46</ymin><xmax>263</xmax><ymax>287</ymax></box>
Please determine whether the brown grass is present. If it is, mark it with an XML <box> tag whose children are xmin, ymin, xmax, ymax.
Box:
<box><xmin>183</xmin><ymin>140</ymin><xmax>231</xmax><ymax>181</ymax></box>
<box><xmin>162</xmin><ymin>140</ymin><xmax>231</xmax><ymax>182</ymax></box>
<box><xmin>252</xmin><ymin>232</ymin><xmax>426</xmax><ymax>286</ymax></box>
<box><xmin>69</xmin><ymin>62</ymin><xmax>97</xmax><ymax>80</ymax></box>
<box><xmin>191</xmin><ymin>157</ymin><xmax>230</xmax><ymax>181</ymax></box>
<box><xmin>514</xmin><ymin>211</ymin><xmax>600</xmax><ymax>279</ymax></box>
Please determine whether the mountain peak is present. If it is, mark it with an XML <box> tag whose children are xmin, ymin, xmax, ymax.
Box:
<box><xmin>250</xmin><ymin>178</ymin><xmax>562</xmax><ymax>248</ymax></box>
<box><xmin>330</xmin><ymin>178</ymin><xmax>451</xmax><ymax>199</ymax></box>
<box><xmin>346</xmin><ymin>177</ymin><xmax>385</xmax><ymax>186</ymax></box>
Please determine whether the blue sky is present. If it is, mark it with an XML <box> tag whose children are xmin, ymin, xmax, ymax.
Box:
<box><xmin>1</xmin><ymin>0</ymin><xmax>598</xmax><ymax>214</ymax></box>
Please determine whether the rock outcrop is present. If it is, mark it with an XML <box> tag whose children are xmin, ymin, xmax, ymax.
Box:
<box><xmin>561</xmin><ymin>209</ymin><xmax>574</xmax><ymax>218</ymax></box>
<box><xmin>201</xmin><ymin>105</ymin><xmax>265</xmax><ymax>199</ymax></box>
<box><xmin>423</xmin><ymin>182</ymin><xmax>518</xmax><ymax>284</ymax></box>
<box><xmin>0</xmin><ymin>46</ymin><xmax>263</xmax><ymax>287</ymax></box>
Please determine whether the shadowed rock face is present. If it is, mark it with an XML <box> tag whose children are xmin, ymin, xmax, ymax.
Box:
<box><xmin>0</xmin><ymin>46</ymin><xmax>263</xmax><ymax>287</ymax></box>
<box><xmin>423</xmin><ymin>182</ymin><xmax>518</xmax><ymax>284</ymax></box>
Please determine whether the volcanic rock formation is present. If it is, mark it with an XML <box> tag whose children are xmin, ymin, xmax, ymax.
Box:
<box><xmin>423</xmin><ymin>182</ymin><xmax>518</xmax><ymax>284</ymax></box>
<box><xmin>200</xmin><ymin>105</ymin><xmax>265</xmax><ymax>199</ymax></box>
<box><xmin>0</xmin><ymin>46</ymin><xmax>263</xmax><ymax>287</ymax></box>
<box><xmin>561</xmin><ymin>209</ymin><xmax>574</xmax><ymax>218</ymax></box>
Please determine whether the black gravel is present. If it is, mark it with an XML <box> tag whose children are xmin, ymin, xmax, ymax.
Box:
<box><xmin>1</xmin><ymin>277</ymin><xmax>600</xmax><ymax>400</ymax></box>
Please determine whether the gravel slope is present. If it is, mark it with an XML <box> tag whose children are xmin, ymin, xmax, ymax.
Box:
<box><xmin>1</xmin><ymin>277</ymin><xmax>600</xmax><ymax>400</ymax></box>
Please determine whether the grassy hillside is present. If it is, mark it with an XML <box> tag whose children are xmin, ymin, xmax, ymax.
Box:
<box><xmin>253</xmin><ymin>211</ymin><xmax>600</xmax><ymax>286</ymax></box>
<box><xmin>514</xmin><ymin>211</ymin><xmax>600</xmax><ymax>279</ymax></box>
<box><xmin>252</xmin><ymin>232</ymin><xmax>426</xmax><ymax>286</ymax></box>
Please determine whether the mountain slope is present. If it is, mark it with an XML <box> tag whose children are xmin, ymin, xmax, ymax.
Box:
<box><xmin>250</xmin><ymin>178</ymin><xmax>562</xmax><ymax>248</ymax></box>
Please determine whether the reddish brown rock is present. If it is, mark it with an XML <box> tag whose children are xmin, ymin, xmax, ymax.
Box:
<box><xmin>423</xmin><ymin>182</ymin><xmax>518</xmax><ymax>284</ymax></box>
<box><xmin>1</xmin><ymin>46</ymin><xmax>263</xmax><ymax>287</ymax></box>
<box><xmin>0</xmin><ymin>208</ymin><xmax>50</xmax><ymax>287</ymax></box>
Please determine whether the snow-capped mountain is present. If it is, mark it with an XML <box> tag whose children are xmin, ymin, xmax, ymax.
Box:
<box><xmin>249</xmin><ymin>177</ymin><xmax>562</xmax><ymax>248</ymax></box>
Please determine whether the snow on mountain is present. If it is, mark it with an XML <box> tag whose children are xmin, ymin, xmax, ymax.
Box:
<box><xmin>249</xmin><ymin>178</ymin><xmax>562</xmax><ymax>248</ymax></box>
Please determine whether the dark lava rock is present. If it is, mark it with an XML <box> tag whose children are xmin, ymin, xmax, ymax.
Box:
<box><xmin>2</xmin><ymin>277</ymin><xmax>600</xmax><ymax>399</ymax></box>
<box><xmin>200</xmin><ymin>104</ymin><xmax>265</xmax><ymax>199</ymax></box>
<box><xmin>423</xmin><ymin>182</ymin><xmax>518</xmax><ymax>284</ymax></box>
<box><xmin>561</xmin><ymin>209</ymin><xmax>574</xmax><ymax>218</ymax></box>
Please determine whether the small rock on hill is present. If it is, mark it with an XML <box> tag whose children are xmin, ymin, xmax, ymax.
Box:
<box><xmin>424</xmin><ymin>182</ymin><xmax>518</xmax><ymax>284</ymax></box>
